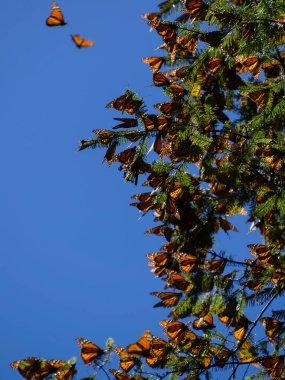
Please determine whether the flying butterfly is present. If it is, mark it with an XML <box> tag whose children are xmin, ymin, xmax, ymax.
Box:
<box><xmin>71</xmin><ymin>35</ymin><xmax>95</xmax><ymax>49</ymax></box>
<box><xmin>76</xmin><ymin>338</ymin><xmax>104</xmax><ymax>365</ymax></box>
<box><xmin>46</xmin><ymin>2</ymin><xmax>66</xmax><ymax>27</ymax></box>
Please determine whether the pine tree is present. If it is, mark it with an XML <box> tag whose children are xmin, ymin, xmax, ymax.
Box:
<box><xmin>11</xmin><ymin>0</ymin><xmax>285</xmax><ymax>379</ymax></box>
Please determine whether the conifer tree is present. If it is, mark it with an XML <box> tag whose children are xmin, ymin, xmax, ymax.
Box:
<box><xmin>11</xmin><ymin>0</ymin><xmax>285</xmax><ymax>379</ymax></box>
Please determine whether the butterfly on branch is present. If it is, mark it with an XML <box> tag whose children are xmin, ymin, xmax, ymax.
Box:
<box><xmin>76</xmin><ymin>337</ymin><xmax>104</xmax><ymax>365</ymax></box>
<box><xmin>10</xmin><ymin>357</ymin><xmax>76</xmax><ymax>380</ymax></box>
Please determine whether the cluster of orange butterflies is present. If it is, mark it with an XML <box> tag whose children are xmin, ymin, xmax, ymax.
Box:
<box><xmin>10</xmin><ymin>338</ymin><xmax>104</xmax><ymax>380</ymax></box>
<box><xmin>46</xmin><ymin>2</ymin><xmax>95</xmax><ymax>49</ymax></box>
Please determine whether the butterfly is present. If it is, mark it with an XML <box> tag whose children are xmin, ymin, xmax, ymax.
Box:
<box><xmin>112</xmin><ymin>118</ymin><xmax>138</xmax><ymax>129</ymax></box>
<box><xmin>126</xmin><ymin>330</ymin><xmax>152</xmax><ymax>356</ymax></box>
<box><xmin>110</xmin><ymin>370</ymin><xmax>147</xmax><ymax>380</ymax></box>
<box><xmin>54</xmin><ymin>362</ymin><xmax>77</xmax><ymax>380</ymax></box>
<box><xmin>76</xmin><ymin>338</ymin><xmax>104</xmax><ymax>365</ymax></box>
<box><xmin>10</xmin><ymin>358</ymin><xmax>69</xmax><ymax>380</ymax></box>
<box><xmin>46</xmin><ymin>2</ymin><xmax>66</xmax><ymax>27</ymax></box>
<box><xmin>193</xmin><ymin>313</ymin><xmax>215</xmax><ymax>330</ymax></box>
<box><xmin>71</xmin><ymin>35</ymin><xmax>95</xmax><ymax>49</ymax></box>
<box><xmin>262</xmin><ymin>355</ymin><xmax>285</xmax><ymax>378</ymax></box>
<box><xmin>141</xmin><ymin>57</ymin><xmax>165</xmax><ymax>72</ymax></box>
<box><xmin>114</xmin><ymin>347</ymin><xmax>140</xmax><ymax>373</ymax></box>
<box><xmin>106</xmin><ymin>93</ymin><xmax>142</xmax><ymax>115</ymax></box>
<box><xmin>142</xmin><ymin>114</ymin><xmax>170</xmax><ymax>132</ymax></box>
<box><xmin>160</xmin><ymin>320</ymin><xmax>189</xmax><ymax>342</ymax></box>
<box><xmin>151</xmin><ymin>291</ymin><xmax>182</xmax><ymax>308</ymax></box>
<box><xmin>260</xmin><ymin>317</ymin><xmax>284</xmax><ymax>343</ymax></box>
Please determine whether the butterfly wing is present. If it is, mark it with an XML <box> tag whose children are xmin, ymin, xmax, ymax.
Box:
<box><xmin>76</xmin><ymin>338</ymin><xmax>104</xmax><ymax>365</ymax></box>
<box><xmin>71</xmin><ymin>35</ymin><xmax>95</xmax><ymax>48</ymax></box>
<box><xmin>46</xmin><ymin>2</ymin><xmax>66</xmax><ymax>26</ymax></box>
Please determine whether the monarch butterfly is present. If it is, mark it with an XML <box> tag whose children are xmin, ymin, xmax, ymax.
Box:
<box><xmin>10</xmin><ymin>357</ymin><xmax>69</xmax><ymax>380</ymax></box>
<box><xmin>237</xmin><ymin>341</ymin><xmax>258</xmax><ymax>363</ymax></box>
<box><xmin>106</xmin><ymin>93</ymin><xmax>142</xmax><ymax>115</ymax></box>
<box><xmin>71</xmin><ymin>35</ymin><xmax>95</xmax><ymax>49</ymax></box>
<box><xmin>262</xmin><ymin>355</ymin><xmax>285</xmax><ymax>378</ymax></box>
<box><xmin>210</xmin><ymin>346</ymin><xmax>231</xmax><ymax>367</ymax></box>
<box><xmin>177</xmin><ymin>35</ymin><xmax>198</xmax><ymax>54</ymax></box>
<box><xmin>193</xmin><ymin>313</ymin><xmax>215</xmax><ymax>330</ymax></box>
<box><xmin>54</xmin><ymin>363</ymin><xmax>77</xmax><ymax>380</ymax></box>
<box><xmin>145</xmin><ymin>354</ymin><xmax>168</xmax><ymax>368</ymax></box>
<box><xmin>163</xmin><ymin>271</ymin><xmax>193</xmax><ymax>293</ymax></box>
<box><xmin>141</xmin><ymin>57</ymin><xmax>165</xmax><ymax>72</ymax></box>
<box><xmin>46</xmin><ymin>2</ymin><xmax>66</xmax><ymax>27</ymax></box>
<box><xmin>126</xmin><ymin>330</ymin><xmax>152</xmax><ymax>356</ymax></box>
<box><xmin>160</xmin><ymin>320</ymin><xmax>189</xmax><ymax>342</ymax></box>
<box><xmin>184</xmin><ymin>0</ymin><xmax>208</xmax><ymax>20</ymax></box>
<box><xmin>112</xmin><ymin>118</ymin><xmax>138</xmax><ymax>129</ymax></box>
<box><xmin>114</xmin><ymin>347</ymin><xmax>140</xmax><ymax>373</ymax></box>
<box><xmin>76</xmin><ymin>338</ymin><xmax>104</xmax><ymax>365</ymax></box>
<box><xmin>260</xmin><ymin>317</ymin><xmax>284</xmax><ymax>343</ymax></box>
<box><xmin>144</xmin><ymin>335</ymin><xmax>170</xmax><ymax>368</ymax></box>
<box><xmin>151</xmin><ymin>291</ymin><xmax>182</xmax><ymax>308</ymax></box>
<box><xmin>153</xmin><ymin>72</ymin><xmax>170</xmax><ymax>87</ymax></box>
<box><xmin>142</xmin><ymin>114</ymin><xmax>169</xmax><ymax>132</ymax></box>
<box><xmin>110</xmin><ymin>369</ymin><xmax>147</xmax><ymax>380</ymax></box>
<box><xmin>174</xmin><ymin>253</ymin><xmax>198</xmax><ymax>273</ymax></box>
<box><xmin>153</xmin><ymin>101</ymin><xmax>181</xmax><ymax>116</ymax></box>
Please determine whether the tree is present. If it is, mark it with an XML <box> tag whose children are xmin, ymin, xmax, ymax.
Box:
<box><xmin>11</xmin><ymin>0</ymin><xmax>285</xmax><ymax>379</ymax></box>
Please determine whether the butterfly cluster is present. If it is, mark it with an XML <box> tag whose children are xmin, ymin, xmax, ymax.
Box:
<box><xmin>46</xmin><ymin>2</ymin><xmax>95</xmax><ymax>49</ymax></box>
<box><xmin>77</xmin><ymin>0</ymin><xmax>285</xmax><ymax>378</ymax></box>
<box><xmin>11</xmin><ymin>0</ymin><xmax>285</xmax><ymax>379</ymax></box>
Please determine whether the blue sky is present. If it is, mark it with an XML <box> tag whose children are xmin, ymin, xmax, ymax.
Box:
<box><xmin>1</xmin><ymin>1</ymin><xmax>262</xmax><ymax>379</ymax></box>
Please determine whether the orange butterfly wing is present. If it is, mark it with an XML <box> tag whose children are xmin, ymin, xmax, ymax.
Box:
<box><xmin>71</xmin><ymin>35</ymin><xmax>96</xmax><ymax>48</ymax></box>
<box><xmin>126</xmin><ymin>330</ymin><xmax>152</xmax><ymax>356</ymax></box>
<box><xmin>114</xmin><ymin>347</ymin><xmax>140</xmax><ymax>373</ymax></box>
<box><xmin>55</xmin><ymin>364</ymin><xmax>77</xmax><ymax>380</ymax></box>
<box><xmin>76</xmin><ymin>337</ymin><xmax>104</xmax><ymax>365</ymax></box>
<box><xmin>46</xmin><ymin>2</ymin><xmax>66</xmax><ymax>26</ymax></box>
<box><xmin>10</xmin><ymin>357</ymin><xmax>68</xmax><ymax>379</ymax></box>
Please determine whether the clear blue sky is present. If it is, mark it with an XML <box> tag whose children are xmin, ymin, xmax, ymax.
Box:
<box><xmin>1</xmin><ymin>1</ymin><xmax>261</xmax><ymax>379</ymax></box>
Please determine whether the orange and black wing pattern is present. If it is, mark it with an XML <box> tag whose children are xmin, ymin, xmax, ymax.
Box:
<box><xmin>10</xmin><ymin>357</ymin><xmax>72</xmax><ymax>380</ymax></box>
<box><xmin>46</xmin><ymin>2</ymin><xmax>66</xmax><ymax>27</ymax></box>
<box><xmin>114</xmin><ymin>347</ymin><xmax>140</xmax><ymax>373</ymax></box>
<box><xmin>71</xmin><ymin>35</ymin><xmax>95</xmax><ymax>48</ymax></box>
<box><xmin>126</xmin><ymin>330</ymin><xmax>152</xmax><ymax>356</ymax></box>
<box><xmin>76</xmin><ymin>337</ymin><xmax>104</xmax><ymax>365</ymax></box>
